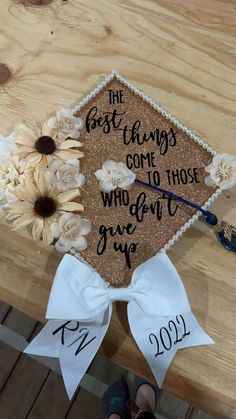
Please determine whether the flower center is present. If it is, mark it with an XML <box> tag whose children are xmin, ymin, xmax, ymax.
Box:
<box><xmin>35</xmin><ymin>136</ymin><xmax>56</xmax><ymax>155</ymax></box>
<box><xmin>217</xmin><ymin>164</ymin><xmax>232</xmax><ymax>181</ymax></box>
<box><xmin>34</xmin><ymin>196</ymin><xmax>57</xmax><ymax>218</ymax></box>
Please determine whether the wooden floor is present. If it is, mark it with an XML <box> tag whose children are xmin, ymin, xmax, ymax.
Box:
<box><xmin>0</xmin><ymin>300</ymin><xmax>215</xmax><ymax>419</ymax></box>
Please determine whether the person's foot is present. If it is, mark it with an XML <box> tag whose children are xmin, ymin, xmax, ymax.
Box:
<box><xmin>135</xmin><ymin>379</ymin><xmax>161</xmax><ymax>415</ymax></box>
<box><xmin>102</xmin><ymin>379</ymin><xmax>131</xmax><ymax>419</ymax></box>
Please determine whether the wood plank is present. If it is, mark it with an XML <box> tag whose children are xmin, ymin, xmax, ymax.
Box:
<box><xmin>0</xmin><ymin>1</ymin><xmax>235</xmax><ymax>417</ymax></box>
<box><xmin>0</xmin><ymin>300</ymin><xmax>10</xmax><ymax>322</ymax></box>
<box><xmin>0</xmin><ymin>354</ymin><xmax>49</xmax><ymax>419</ymax></box>
<box><xmin>27</xmin><ymin>371</ymin><xmax>72</xmax><ymax>419</ymax></box>
<box><xmin>158</xmin><ymin>391</ymin><xmax>190</xmax><ymax>419</ymax></box>
<box><xmin>66</xmin><ymin>388</ymin><xmax>102</xmax><ymax>419</ymax></box>
<box><xmin>88</xmin><ymin>353</ymin><xmax>124</xmax><ymax>385</ymax></box>
<box><xmin>0</xmin><ymin>308</ymin><xmax>37</xmax><ymax>391</ymax></box>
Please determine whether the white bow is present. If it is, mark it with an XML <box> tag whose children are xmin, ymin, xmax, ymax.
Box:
<box><xmin>25</xmin><ymin>252</ymin><xmax>213</xmax><ymax>399</ymax></box>
<box><xmin>46</xmin><ymin>253</ymin><xmax>191</xmax><ymax>320</ymax></box>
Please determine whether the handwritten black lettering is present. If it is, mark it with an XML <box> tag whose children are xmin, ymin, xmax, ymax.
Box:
<box><xmin>166</xmin><ymin>168</ymin><xmax>200</xmax><ymax>186</ymax></box>
<box><xmin>108</xmin><ymin>89</ymin><xmax>124</xmax><ymax>104</ymax></box>
<box><xmin>85</xmin><ymin>107</ymin><xmax>125</xmax><ymax>134</ymax></box>
<box><xmin>68</xmin><ymin>327</ymin><xmax>96</xmax><ymax>355</ymax></box>
<box><xmin>97</xmin><ymin>223</ymin><xmax>136</xmax><ymax>255</ymax></box>
<box><xmin>148</xmin><ymin>314</ymin><xmax>190</xmax><ymax>357</ymax></box>
<box><xmin>101</xmin><ymin>190</ymin><xmax>129</xmax><ymax>207</ymax></box>
<box><xmin>129</xmin><ymin>192</ymin><xmax>179</xmax><ymax>223</ymax></box>
<box><xmin>113</xmin><ymin>241</ymin><xmax>138</xmax><ymax>269</ymax></box>
<box><xmin>126</xmin><ymin>152</ymin><xmax>156</xmax><ymax>170</ymax></box>
<box><xmin>52</xmin><ymin>321</ymin><xmax>80</xmax><ymax>345</ymax></box>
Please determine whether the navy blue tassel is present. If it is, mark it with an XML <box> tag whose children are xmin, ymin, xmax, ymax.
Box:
<box><xmin>135</xmin><ymin>178</ymin><xmax>236</xmax><ymax>254</ymax></box>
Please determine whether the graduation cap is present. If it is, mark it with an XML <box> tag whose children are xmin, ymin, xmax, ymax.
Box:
<box><xmin>71</xmin><ymin>71</ymin><xmax>236</xmax><ymax>286</ymax></box>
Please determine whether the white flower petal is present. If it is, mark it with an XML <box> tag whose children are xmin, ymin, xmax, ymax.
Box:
<box><xmin>68</xmin><ymin>128</ymin><xmax>80</xmax><ymax>139</ymax></box>
<box><xmin>32</xmin><ymin>218</ymin><xmax>44</xmax><ymax>241</ymax></box>
<box><xmin>42</xmin><ymin>220</ymin><xmax>54</xmax><ymax>245</ymax></box>
<box><xmin>41</xmin><ymin>120</ymin><xmax>54</xmax><ymax>137</ymax></box>
<box><xmin>57</xmin><ymin>189</ymin><xmax>80</xmax><ymax>203</ymax></box>
<box><xmin>58</xmin><ymin>139</ymin><xmax>82</xmax><ymax>149</ymax></box>
<box><xmin>102</xmin><ymin>160</ymin><xmax>117</xmax><ymax>171</ymax></box>
<box><xmin>73</xmin><ymin>235</ymin><xmax>87</xmax><ymax>251</ymax></box>
<box><xmin>100</xmin><ymin>181</ymin><xmax>116</xmax><ymax>193</ymax></box>
<box><xmin>118</xmin><ymin>178</ymin><xmax>134</xmax><ymax>190</ymax></box>
<box><xmin>204</xmin><ymin>163</ymin><xmax>214</xmax><ymax>173</ymax></box>
<box><xmin>220</xmin><ymin>178</ymin><xmax>236</xmax><ymax>190</ymax></box>
<box><xmin>12</xmin><ymin>213</ymin><xmax>35</xmax><ymax>229</ymax></box>
<box><xmin>60</xmin><ymin>108</ymin><xmax>75</xmax><ymax>119</ymax></box>
<box><xmin>58</xmin><ymin>202</ymin><xmax>84</xmax><ymax>212</ymax></box>
<box><xmin>204</xmin><ymin>176</ymin><xmax>216</xmax><ymax>188</ymax></box>
<box><xmin>50</xmin><ymin>159</ymin><xmax>63</xmax><ymax>172</ymax></box>
<box><xmin>25</xmin><ymin>152</ymin><xmax>42</xmax><ymax>166</ymax></box>
<box><xmin>75</xmin><ymin>117</ymin><xmax>83</xmax><ymax>129</ymax></box>
<box><xmin>212</xmin><ymin>153</ymin><xmax>224</xmax><ymax>167</ymax></box>
<box><xmin>55</xmin><ymin>238</ymin><xmax>72</xmax><ymax>253</ymax></box>
<box><xmin>50</xmin><ymin>222</ymin><xmax>61</xmax><ymax>238</ymax></box>
<box><xmin>79</xmin><ymin>218</ymin><xmax>91</xmax><ymax>235</ymax></box>
<box><xmin>59</xmin><ymin>212</ymin><xmax>74</xmax><ymax>229</ymax></box>
<box><xmin>66</xmin><ymin>159</ymin><xmax>80</xmax><ymax>168</ymax></box>
<box><xmin>95</xmin><ymin>169</ymin><xmax>107</xmax><ymax>181</ymax></box>
<box><xmin>223</xmin><ymin>153</ymin><xmax>236</xmax><ymax>167</ymax></box>
<box><xmin>75</xmin><ymin>173</ymin><xmax>85</xmax><ymax>187</ymax></box>
<box><xmin>47</xmin><ymin>116</ymin><xmax>59</xmax><ymax>130</ymax></box>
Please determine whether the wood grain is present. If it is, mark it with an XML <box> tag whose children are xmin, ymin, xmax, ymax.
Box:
<box><xmin>0</xmin><ymin>1</ymin><xmax>235</xmax><ymax>417</ymax></box>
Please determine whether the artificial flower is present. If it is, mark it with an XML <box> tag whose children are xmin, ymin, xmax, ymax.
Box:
<box><xmin>53</xmin><ymin>213</ymin><xmax>91</xmax><ymax>253</ymax></box>
<box><xmin>5</xmin><ymin>171</ymin><xmax>84</xmax><ymax>245</ymax></box>
<box><xmin>50</xmin><ymin>159</ymin><xmax>85</xmax><ymax>191</ymax></box>
<box><xmin>0</xmin><ymin>156</ymin><xmax>26</xmax><ymax>207</ymax></box>
<box><xmin>47</xmin><ymin>108</ymin><xmax>83</xmax><ymax>142</ymax></box>
<box><xmin>205</xmin><ymin>153</ymin><xmax>236</xmax><ymax>190</ymax></box>
<box><xmin>95</xmin><ymin>160</ymin><xmax>136</xmax><ymax>193</ymax></box>
<box><xmin>14</xmin><ymin>118</ymin><xmax>83</xmax><ymax>168</ymax></box>
<box><xmin>0</xmin><ymin>132</ymin><xmax>17</xmax><ymax>163</ymax></box>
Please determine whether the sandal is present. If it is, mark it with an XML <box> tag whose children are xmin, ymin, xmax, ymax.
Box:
<box><xmin>127</xmin><ymin>378</ymin><xmax>162</xmax><ymax>417</ymax></box>
<box><xmin>102</xmin><ymin>379</ymin><xmax>131</xmax><ymax>419</ymax></box>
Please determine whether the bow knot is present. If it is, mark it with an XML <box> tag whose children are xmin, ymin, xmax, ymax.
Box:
<box><xmin>108</xmin><ymin>287</ymin><xmax>132</xmax><ymax>302</ymax></box>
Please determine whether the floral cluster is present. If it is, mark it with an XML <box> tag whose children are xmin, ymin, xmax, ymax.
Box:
<box><xmin>95</xmin><ymin>160</ymin><xmax>136</xmax><ymax>192</ymax></box>
<box><xmin>0</xmin><ymin>108</ymin><xmax>91</xmax><ymax>253</ymax></box>
<box><xmin>204</xmin><ymin>153</ymin><xmax>236</xmax><ymax>190</ymax></box>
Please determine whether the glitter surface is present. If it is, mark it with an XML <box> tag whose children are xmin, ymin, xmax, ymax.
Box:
<box><xmin>75</xmin><ymin>78</ymin><xmax>216</xmax><ymax>287</ymax></box>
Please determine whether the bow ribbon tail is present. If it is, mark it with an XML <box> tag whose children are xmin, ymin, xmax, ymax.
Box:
<box><xmin>127</xmin><ymin>302</ymin><xmax>214</xmax><ymax>387</ymax></box>
<box><xmin>24</xmin><ymin>305</ymin><xmax>112</xmax><ymax>399</ymax></box>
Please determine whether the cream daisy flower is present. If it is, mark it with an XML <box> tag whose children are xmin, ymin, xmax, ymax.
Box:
<box><xmin>14</xmin><ymin>119</ymin><xmax>83</xmax><ymax>168</ymax></box>
<box><xmin>5</xmin><ymin>171</ymin><xmax>84</xmax><ymax>245</ymax></box>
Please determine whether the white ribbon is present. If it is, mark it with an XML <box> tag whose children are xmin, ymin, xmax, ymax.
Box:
<box><xmin>24</xmin><ymin>252</ymin><xmax>213</xmax><ymax>399</ymax></box>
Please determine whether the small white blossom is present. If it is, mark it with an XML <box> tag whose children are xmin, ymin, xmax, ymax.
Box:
<box><xmin>95</xmin><ymin>160</ymin><xmax>136</xmax><ymax>193</ymax></box>
<box><xmin>0</xmin><ymin>155</ymin><xmax>26</xmax><ymax>209</ymax></box>
<box><xmin>50</xmin><ymin>159</ymin><xmax>85</xmax><ymax>191</ymax></box>
<box><xmin>47</xmin><ymin>108</ymin><xmax>83</xmax><ymax>142</ymax></box>
<box><xmin>53</xmin><ymin>213</ymin><xmax>91</xmax><ymax>253</ymax></box>
<box><xmin>205</xmin><ymin>153</ymin><xmax>236</xmax><ymax>190</ymax></box>
<box><xmin>0</xmin><ymin>132</ymin><xmax>17</xmax><ymax>163</ymax></box>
